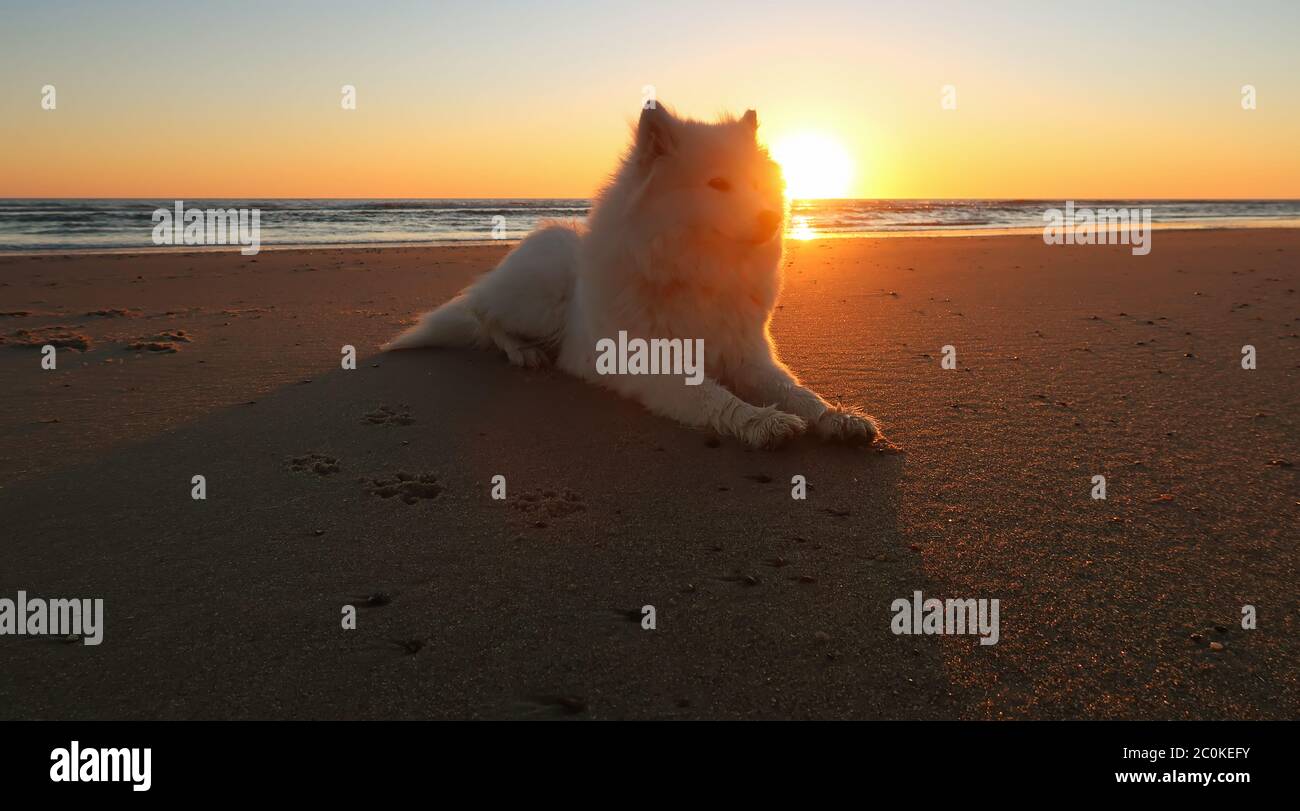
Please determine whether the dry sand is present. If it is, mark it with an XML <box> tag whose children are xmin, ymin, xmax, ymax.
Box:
<box><xmin>0</xmin><ymin>230</ymin><xmax>1295</xmax><ymax>719</ymax></box>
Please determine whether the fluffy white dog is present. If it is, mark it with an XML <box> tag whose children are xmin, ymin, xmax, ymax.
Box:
<box><xmin>386</xmin><ymin>105</ymin><xmax>882</xmax><ymax>449</ymax></box>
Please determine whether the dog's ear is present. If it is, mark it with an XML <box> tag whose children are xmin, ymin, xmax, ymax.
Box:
<box><xmin>636</xmin><ymin>105</ymin><xmax>677</xmax><ymax>168</ymax></box>
<box><xmin>741</xmin><ymin>109</ymin><xmax>758</xmax><ymax>135</ymax></box>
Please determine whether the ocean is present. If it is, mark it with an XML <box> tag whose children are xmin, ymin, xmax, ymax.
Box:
<box><xmin>1</xmin><ymin>199</ymin><xmax>1298</xmax><ymax>253</ymax></box>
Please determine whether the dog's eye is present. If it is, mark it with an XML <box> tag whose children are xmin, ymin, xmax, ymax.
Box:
<box><xmin>707</xmin><ymin>177</ymin><xmax>732</xmax><ymax>192</ymax></box>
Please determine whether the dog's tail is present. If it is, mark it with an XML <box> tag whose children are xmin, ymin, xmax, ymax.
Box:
<box><xmin>383</xmin><ymin>294</ymin><xmax>481</xmax><ymax>351</ymax></box>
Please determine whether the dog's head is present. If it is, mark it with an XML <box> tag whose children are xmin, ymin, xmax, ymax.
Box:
<box><xmin>629</xmin><ymin>105</ymin><xmax>786</xmax><ymax>248</ymax></box>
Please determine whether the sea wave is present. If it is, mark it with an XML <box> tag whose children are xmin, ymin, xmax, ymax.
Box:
<box><xmin>1</xmin><ymin>199</ymin><xmax>1298</xmax><ymax>252</ymax></box>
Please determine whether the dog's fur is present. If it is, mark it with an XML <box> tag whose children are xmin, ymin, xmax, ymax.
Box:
<box><xmin>385</xmin><ymin>105</ymin><xmax>881</xmax><ymax>448</ymax></box>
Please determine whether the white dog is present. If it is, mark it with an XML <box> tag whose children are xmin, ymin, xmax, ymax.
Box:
<box><xmin>386</xmin><ymin>105</ymin><xmax>881</xmax><ymax>449</ymax></box>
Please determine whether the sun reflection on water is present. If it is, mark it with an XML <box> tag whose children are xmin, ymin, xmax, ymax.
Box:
<box><xmin>789</xmin><ymin>214</ymin><xmax>816</xmax><ymax>241</ymax></box>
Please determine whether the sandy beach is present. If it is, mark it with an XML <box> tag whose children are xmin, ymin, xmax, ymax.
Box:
<box><xmin>0</xmin><ymin>229</ymin><xmax>1295</xmax><ymax>720</ymax></box>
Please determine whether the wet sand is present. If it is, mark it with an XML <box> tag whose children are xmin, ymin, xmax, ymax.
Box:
<box><xmin>0</xmin><ymin>230</ymin><xmax>1296</xmax><ymax>719</ymax></box>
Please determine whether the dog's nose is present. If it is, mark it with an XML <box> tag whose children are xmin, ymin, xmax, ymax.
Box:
<box><xmin>755</xmin><ymin>210</ymin><xmax>782</xmax><ymax>240</ymax></box>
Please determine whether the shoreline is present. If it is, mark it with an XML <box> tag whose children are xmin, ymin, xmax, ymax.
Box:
<box><xmin>2</xmin><ymin>221</ymin><xmax>1300</xmax><ymax>258</ymax></box>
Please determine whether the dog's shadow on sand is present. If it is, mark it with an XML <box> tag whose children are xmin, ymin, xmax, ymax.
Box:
<box><xmin>1</xmin><ymin>347</ymin><xmax>953</xmax><ymax>720</ymax></box>
<box><xmin>344</xmin><ymin>350</ymin><xmax>932</xmax><ymax>719</ymax></box>
<box><xmin>365</xmin><ymin>349</ymin><xmax>909</xmax><ymax>569</ymax></box>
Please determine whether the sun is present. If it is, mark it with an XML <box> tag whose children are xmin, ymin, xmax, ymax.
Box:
<box><xmin>770</xmin><ymin>132</ymin><xmax>854</xmax><ymax>200</ymax></box>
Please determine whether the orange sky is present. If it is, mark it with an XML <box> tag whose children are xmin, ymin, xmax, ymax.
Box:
<box><xmin>2</xmin><ymin>1</ymin><xmax>1298</xmax><ymax>199</ymax></box>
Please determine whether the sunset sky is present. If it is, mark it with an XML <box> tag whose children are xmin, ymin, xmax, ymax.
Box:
<box><xmin>2</xmin><ymin>0</ymin><xmax>1298</xmax><ymax>198</ymax></box>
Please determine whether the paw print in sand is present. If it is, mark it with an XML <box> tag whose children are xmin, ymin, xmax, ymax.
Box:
<box><xmin>362</xmin><ymin>404</ymin><xmax>415</xmax><ymax>426</ymax></box>
<box><xmin>3</xmin><ymin>327</ymin><xmax>92</xmax><ymax>351</ymax></box>
<box><xmin>127</xmin><ymin>329</ymin><xmax>193</xmax><ymax>353</ymax></box>
<box><xmin>511</xmin><ymin>488</ymin><xmax>586</xmax><ymax>526</ymax></box>
<box><xmin>288</xmin><ymin>453</ymin><xmax>340</xmax><ymax>476</ymax></box>
<box><xmin>365</xmin><ymin>472</ymin><xmax>442</xmax><ymax>504</ymax></box>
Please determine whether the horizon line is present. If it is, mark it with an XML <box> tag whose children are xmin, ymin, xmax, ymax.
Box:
<box><xmin>4</xmin><ymin>196</ymin><xmax>1300</xmax><ymax>202</ymax></box>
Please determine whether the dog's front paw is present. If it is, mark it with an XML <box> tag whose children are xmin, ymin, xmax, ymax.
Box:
<box><xmin>505</xmin><ymin>344</ymin><xmax>550</xmax><ymax>369</ymax></box>
<box><xmin>739</xmin><ymin>407</ymin><xmax>806</xmax><ymax>449</ymax></box>
<box><xmin>814</xmin><ymin>405</ymin><xmax>881</xmax><ymax>443</ymax></box>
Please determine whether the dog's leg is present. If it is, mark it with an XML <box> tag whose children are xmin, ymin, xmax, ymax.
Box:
<box><xmin>612</xmin><ymin>373</ymin><xmax>806</xmax><ymax>449</ymax></box>
<box><xmin>482</xmin><ymin>320</ymin><xmax>550</xmax><ymax>368</ymax></box>
<box><xmin>733</xmin><ymin>355</ymin><xmax>881</xmax><ymax>443</ymax></box>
